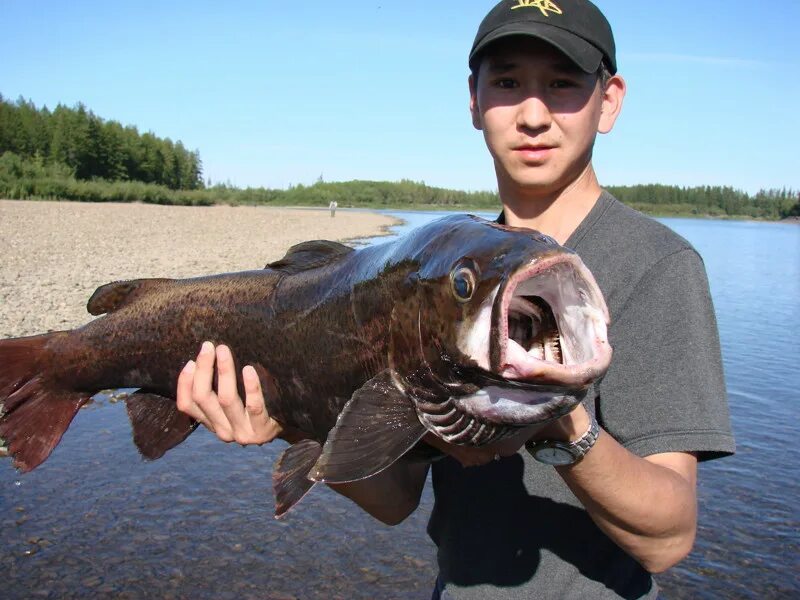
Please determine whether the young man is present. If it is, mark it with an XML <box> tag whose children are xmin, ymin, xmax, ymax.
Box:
<box><xmin>176</xmin><ymin>1</ymin><xmax>734</xmax><ymax>597</ymax></box>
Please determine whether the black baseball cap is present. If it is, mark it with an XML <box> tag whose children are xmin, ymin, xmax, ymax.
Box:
<box><xmin>469</xmin><ymin>0</ymin><xmax>617</xmax><ymax>75</ymax></box>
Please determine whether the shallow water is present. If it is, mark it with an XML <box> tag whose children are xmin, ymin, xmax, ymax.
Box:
<box><xmin>1</xmin><ymin>212</ymin><xmax>798</xmax><ymax>598</ymax></box>
<box><xmin>650</xmin><ymin>218</ymin><xmax>800</xmax><ymax>599</ymax></box>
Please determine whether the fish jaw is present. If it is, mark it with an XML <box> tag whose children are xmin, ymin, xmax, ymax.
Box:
<box><xmin>451</xmin><ymin>385</ymin><xmax>584</xmax><ymax>428</ymax></box>
<box><xmin>492</xmin><ymin>253</ymin><xmax>612</xmax><ymax>388</ymax></box>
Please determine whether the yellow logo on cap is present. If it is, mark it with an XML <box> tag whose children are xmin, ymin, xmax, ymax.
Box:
<box><xmin>511</xmin><ymin>0</ymin><xmax>563</xmax><ymax>17</ymax></box>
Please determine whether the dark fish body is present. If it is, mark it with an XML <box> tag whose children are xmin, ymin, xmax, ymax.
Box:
<box><xmin>0</xmin><ymin>215</ymin><xmax>612</xmax><ymax>516</ymax></box>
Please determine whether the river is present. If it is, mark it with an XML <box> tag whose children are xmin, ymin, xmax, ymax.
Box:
<box><xmin>1</xmin><ymin>210</ymin><xmax>798</xmax><ymax>599</ymax></box>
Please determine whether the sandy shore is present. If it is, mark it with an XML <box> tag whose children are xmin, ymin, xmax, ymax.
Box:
<box><xmin>0</xmin><ymin>200</ymin><xmax>399</xmax><ymax>338</ymax></box>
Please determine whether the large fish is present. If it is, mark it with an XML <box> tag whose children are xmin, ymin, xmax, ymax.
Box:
<box><xmin>0</xmin><ymin>214</ymin><xmax>612</xmax><ymax>516</ymax></box>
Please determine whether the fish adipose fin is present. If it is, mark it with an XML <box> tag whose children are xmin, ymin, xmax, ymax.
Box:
<box><xmin>272</xmin><ymin>439</ymin><xmax>322</xmax><ymax>518</ymax></box>
<box><xmin>87</xmin><ymin>278</ymin><xmax>172</xmax><ymax>316</ymax></box>
<box><xmin>309</xmin><ymin>371</ymin><xmax>426</xmax><ymax>484</ymax></box>
<box><xmin>125</xmin><ymin>393</ymin><xmax>198</xmax><ymax>460</ymax></box>
<box><xmin>266</xmin><ymin>240</ymin><xmax>354</xmax><ymax>274</ymax></box>
<box><xmin>0</xmin><ymin>333</ymin><xmax>91</xmax><ymax>471</ymax></box>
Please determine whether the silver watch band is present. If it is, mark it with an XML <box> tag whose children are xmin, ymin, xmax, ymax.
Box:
<box><xmin>526</xmin><ymin>412</ymin><xmax>600</xmax><ymax>464</ymax></box>
<box><xmin>569</xmin><ymin>413</ymin><xmax>600</xmax><ymax>456</ymax></box>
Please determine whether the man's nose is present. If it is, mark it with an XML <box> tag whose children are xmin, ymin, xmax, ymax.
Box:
<box><xmin>517</xmin><ymin>94</ymin><xmax>552</xmax><ymax>132</ymax></box>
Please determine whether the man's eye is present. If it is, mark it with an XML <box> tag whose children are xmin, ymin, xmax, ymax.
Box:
<box><xmin>496</xmin><ymin>78</ymin><xmax>518</xmax><ymax>89</ymax></box>
<box><xmin>551</xmin><ymin>79</ymin><xmax>577</xmax><ymax>89</ymax></box>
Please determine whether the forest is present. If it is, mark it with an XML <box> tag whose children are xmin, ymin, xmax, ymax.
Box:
<box><xmin>0</xmin><ymin>95</ymin><xmax>203</xmax><ymax>192</ymax></box>
<box><xmin>1</xmin><ymin>95</ymin><xmax>798</xmax><ymax>219</ymax></box>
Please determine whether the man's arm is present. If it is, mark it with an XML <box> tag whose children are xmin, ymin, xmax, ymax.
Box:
<box><xmin>326</xmin><ymin>460</ymin><xmax>429</xmax><ymax>526</ymax></box>
<box><xmin>421</xmin><ymin>402</ymin><xmax>697</xmax><ymax>573</ymax></box>
<box><xmin>425</xmin><ymin>403</ymin><xmax>697</xmax><ymax>573</ymax></box>
<box><xmin>540</xmin><ymin>404</ymin><xmax>697</xmax><ymax>574</ymax></box>
<box><xmin>175</xmin><ymin>342</ymin><xmax>428</xmax><ymax>525</ymax></box>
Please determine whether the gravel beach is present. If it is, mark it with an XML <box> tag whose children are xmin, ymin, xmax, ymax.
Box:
<box><xmin>0</xmin><ymin>200</ymin><xmax>399</xmax><ymax>338</ymax></box>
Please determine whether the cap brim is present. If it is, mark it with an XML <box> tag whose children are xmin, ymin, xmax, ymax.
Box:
<box><xmin>469</xmin><ymin>22</ymin><xmax>603</xmax><ymax>74</ymax></box>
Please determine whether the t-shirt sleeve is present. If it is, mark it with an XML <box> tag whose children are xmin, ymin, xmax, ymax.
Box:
<box><xmin>596</xmin><ymin>248</ymin><xmax>735</xmax><ymax>461</ymax></box>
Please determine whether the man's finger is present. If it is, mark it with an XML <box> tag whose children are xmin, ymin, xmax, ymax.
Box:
<box><xmin>216</xmin><ymin>344</ymin><xmax>249</xmax><ymax>434</ymax></box>
<box><xmin>176</xmin><ymin>360</ymin><xmax>216</xmax><ymax>431</ymax></box>
<box><xmin>242</xmin><ymin>365</ymin><xmax>267</xmax><ymax>419</ymax></box>
<box><xmin>189</xmin><ymin>342</ymin><xmax>235</xmax><ymax>441</ymax></box>
<box><xmin>243</xmin><ymin>365</ymin><xmax>282</xmax><ymax>443</ymax></box>
<box><xmin>191</xmin><ymin>341</ymin><xmax>217</xmax><ymax>404</ymax></box>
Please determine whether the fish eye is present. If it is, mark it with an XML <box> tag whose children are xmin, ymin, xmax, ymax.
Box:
<box><xmin>451</xmin><ymin>267</ymin><xmax>476</xmax><ymax>302</ymax></box>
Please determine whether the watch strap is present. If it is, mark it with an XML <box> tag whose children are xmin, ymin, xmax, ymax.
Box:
<box><xmin>570</xmin><ymin>413</ymin><xmax>600</xmax><ymax>457</ymax></box>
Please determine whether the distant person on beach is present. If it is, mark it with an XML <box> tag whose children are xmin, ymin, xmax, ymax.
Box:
<box><xmin>329</xmin><ymin>200</ymin><xmax>337</xmax><ymax>217</ymax></box>
<box><xmin>176</xmin><ymin>1</ymin><xmax>734</xmax><ymax>598</ymax></box>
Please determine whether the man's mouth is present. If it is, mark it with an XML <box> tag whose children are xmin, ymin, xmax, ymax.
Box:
<box><xmin>514</xmin><ymin>144</ymin><xmax>555</xmax><ymax>151</ymax></box>
<box><xmin>513</xmin><ymin>145</ymin><xmax>556</xmax><ymax>162</ymax></box>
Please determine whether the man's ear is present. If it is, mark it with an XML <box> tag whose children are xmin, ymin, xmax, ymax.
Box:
<box><xmin>469</xmin><ymin>75</ymin><xmax>482</xmax><ymax>131</ymax></box>
<box><xmin>598</xmin><ymin>74</ymin><xmax>626</xmax><ymax>134</ymax></box>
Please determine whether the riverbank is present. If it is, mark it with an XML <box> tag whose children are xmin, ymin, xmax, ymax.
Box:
<box><xmin>2</xmin><ymin>153</ymin><xmax>796</xmax><ymax>221</ymax></box>
<box><xmin>0</xmin><ymin>200</ymin><xmax>399</xmax><ymax>338</ymax></box>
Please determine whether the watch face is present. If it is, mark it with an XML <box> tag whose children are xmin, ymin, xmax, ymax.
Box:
<box><xmin>533</xmin><ymin>446</ymin><xmax>575</xmax><ymax>466</ymax></box>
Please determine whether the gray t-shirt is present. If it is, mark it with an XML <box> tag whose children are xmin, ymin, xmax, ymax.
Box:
<box><xmin>428</xmin><ymin>191</ymin><xmax>735</xmax><ymax>599</ymax></box>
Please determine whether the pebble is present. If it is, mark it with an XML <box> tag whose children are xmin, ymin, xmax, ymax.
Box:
<box><xmin>82</xmin><ymin>575</ymin><xmax>103</xmax><ymax>588</ymax></box>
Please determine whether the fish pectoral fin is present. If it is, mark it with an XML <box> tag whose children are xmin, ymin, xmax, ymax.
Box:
<box><xmin>87</xmin><ymin>278</ymin><xmax>172</xmax><ymax>315</ymax></box>
<box><xmin>125</xmin><ymin>393</ymin><xmax>198</xmax><ymax>460</ymax></box>
<box><xmin>266</xmin><ymin>240</ymin><xmax>354</xmax><ymax>274</ymax></box>
<box><xmin>272</xmin><ymin>439</ymin><xmax>323</xmax><ymax>518</ymax></box>
<box><xmin>309</xmin><ymin>372</ymin><xmax>426</xmax><ymax>484</ymax></box>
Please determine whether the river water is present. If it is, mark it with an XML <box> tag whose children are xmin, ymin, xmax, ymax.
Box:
<box><xmin>1</xmin><ymin>210</ymin><xmax>798</xmax><ymax>599</ymax></box>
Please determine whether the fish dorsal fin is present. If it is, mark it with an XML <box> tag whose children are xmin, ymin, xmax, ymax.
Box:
<box><xmin>125</xmin><ymin>393</ymin><xmax>198</xmax><ymax>460</ymax></box>
<box><xmin>87</xmin><ymin>278</ymin><xmax>171</xmax><ymax>315</ymax></box>
<box><xmin>309</xmin><ymin>371</ymin><xmax>427</xmax><ymax>484</ymax></box>
<box><xmin>266</xmin><ymin>240</ymin><xmax>353</xmax><ymax>274</ymax></box>
<box><xmin>272</xmin><ymin>439</ymin><xmax>322</xmax><ymax>518</ymax></box>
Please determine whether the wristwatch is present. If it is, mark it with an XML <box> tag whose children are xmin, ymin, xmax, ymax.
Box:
<box><xmin>525</xmin><ymin>413</ymin><xmax>600</xmax><ymax>466</ymax></box>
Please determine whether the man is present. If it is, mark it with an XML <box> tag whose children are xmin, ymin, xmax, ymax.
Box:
<box><xmin>176</xmin><ymin>1</ymin><xmax>734</xmax><ymax>597</ymax></box>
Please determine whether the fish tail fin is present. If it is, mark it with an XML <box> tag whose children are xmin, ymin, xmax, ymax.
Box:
<box><xmin>0</xmin><ymin>333</ymin><xmax>91</xmax><ymax>472</ymax></box>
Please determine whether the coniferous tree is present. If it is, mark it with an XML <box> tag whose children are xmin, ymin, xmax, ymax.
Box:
<box><xmin>0</xmin><ymin>95</ymin><xmax>202</xmax><ymax>189</ymax></box>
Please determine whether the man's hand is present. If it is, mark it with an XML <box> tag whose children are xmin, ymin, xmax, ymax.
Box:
<box><xmin>176</xmin><ymin>341</ymin><xmax>283</xmax><ymax>445</ymax></box>
<box><xmin>422</xmin><ymin>424</ymin><xmax>541</xmax><ymax>467</ymax></box>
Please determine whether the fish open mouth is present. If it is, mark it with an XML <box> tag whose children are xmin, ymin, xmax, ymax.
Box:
<box><xmin>507</xmin><ymin>295</ymin><xmax>563</xmax><ymax>364</ymax></box>
<box><xmin>493</xmin><ymin>253</ymin><xmax>612</xmax><ymax>388</ymax></box>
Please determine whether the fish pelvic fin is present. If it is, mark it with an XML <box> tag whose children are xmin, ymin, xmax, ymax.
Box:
<box><xmin>125</xmin><ymin>393</ymin><xmax>198</xmax><ymax>460</ymax></box>
<box><xmin>87</xmin><ymin>278</ymin><xmax>173</xmax><ymax>316</ymax></box>
<box><xmin>266</xmin><ymin>240</ymin><xmax>354</xmax><ymax>274</ymax></box>
<box><xmin>272</xmin><ymin>439</ymin><xmax>322</xmax><ymax>518</ymax></box>
<box><xmin>0</xmin><ymin>333</ymin><xmax>91</xmax><ymax>471</ymax></box>
<box><xmin>309</xmin><ymin>371</ymin><xmax>427</xmax><ymax>484</ymax></box>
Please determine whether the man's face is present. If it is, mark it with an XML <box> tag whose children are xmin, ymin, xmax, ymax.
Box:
<box><xmin>470</xmin><ymin>37</ymin><xmax>615</xmax><ymax>197</ymax></box>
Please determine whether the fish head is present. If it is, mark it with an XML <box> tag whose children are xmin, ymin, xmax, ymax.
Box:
<box><xmin>394</xmin><ymin>214</ymin><xmax>612</xmax><ymax>441</ymax></box>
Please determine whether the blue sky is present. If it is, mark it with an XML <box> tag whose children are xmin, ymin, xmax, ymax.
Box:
<box><xmin>1</xmin><ymin>0</ymin><xmax>798</xmax><ymax>194</ymax></box>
